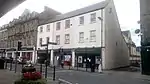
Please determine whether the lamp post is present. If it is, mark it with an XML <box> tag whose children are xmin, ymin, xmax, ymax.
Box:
<box><xmin>84</xmin><ymin>38</ymin><xmax>88</xmax><ymax>72</ymax></box>
<box><xmin>98</xmin><ymin>12</ymin><xmax>104</xmax><ymax>73</ymax></box>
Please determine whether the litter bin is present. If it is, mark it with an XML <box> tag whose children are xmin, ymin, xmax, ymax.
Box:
<box><xmin>0</xmin><ymin>58</ymin><xmax>5</xmax><ymax>69</ymax></box>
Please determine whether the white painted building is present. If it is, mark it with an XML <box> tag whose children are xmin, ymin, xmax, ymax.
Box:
<box><xmin>122</xmin><ymin>30</ymin><xmax>141</xmax><ymax>64</ymax></box>
<box><xmin>37</xmin><ymin>0</ymin><xmax>129</xmax><ymax>70</ymax></box>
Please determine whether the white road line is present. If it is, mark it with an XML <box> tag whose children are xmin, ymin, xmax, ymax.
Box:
<box><xmin>58</xmin><ymin>78</ymin><xmax>73</xmax><ymax>84</ymax></box>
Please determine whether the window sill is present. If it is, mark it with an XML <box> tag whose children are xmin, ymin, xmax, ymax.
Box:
<box><xmin>78</xmin><ymin>41</ymin><xmax>84</xmax><ymax>43</ymax></box>
<box><xmin>78</xmin><ymin>24</ymin><xmax>84</xmax><ymax>26</ymax></box>
<box><xmin>90</xmin><ymin>21</ymin><xmax>96</xmax><ymax>24</ymax></box>
<box><xmin>65</xmin><ymin>28</ymin><xmax>70</xmax><ymax>29</ymax></box>
<box><xmin>89</xmin><ymin>41</ymin><xmax>96</xmax><ymax>42</ymax></box>
<box><xmin>65</xmin><ymin>43</ymin><xmax>70</xmax><ymax>44</ymax></box>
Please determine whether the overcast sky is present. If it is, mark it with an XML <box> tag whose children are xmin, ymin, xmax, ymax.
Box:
<box><xmin>0</xmin><ymin>0</ymin><xmax>140</xmax><ymax>46</ymax></box>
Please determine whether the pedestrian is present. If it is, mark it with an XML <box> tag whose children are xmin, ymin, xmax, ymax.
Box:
<box><xmin>98</xmin><ymin>59</ymin><xmax>102</xmax><ymax>73</ymax></box>
<box><xmin>61</xmin><ymin>60</ymin><xmax>64</xmax><ymax>68</ymax></box>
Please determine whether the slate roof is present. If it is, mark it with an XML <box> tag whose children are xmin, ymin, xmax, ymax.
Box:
<box><xmin>39</xmin><ymin>1</ymin><xmax>108</xmax><ymax>25</ymax></box>
<box><xmin>122</xmin><ymin>30</ymin><xmax>130</xmax><ymax>37</ymax></box>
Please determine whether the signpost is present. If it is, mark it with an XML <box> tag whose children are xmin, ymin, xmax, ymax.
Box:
<box><xmin>15</xmin><ymin>41</ymin><xmax>22</xmax><ymax>73</ymax></box>
<box><xmin>41</xmin><ymin>41</ymin><xmax>57</xmax><ymax>79</ymax></box>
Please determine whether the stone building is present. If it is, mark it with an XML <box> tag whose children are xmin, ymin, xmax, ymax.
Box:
<box><xmin>0</xmin><ymin>6</ymin><xmax>61</xmax><ymax>63</ymax></box>
<box><xmin>0</xmin><ymin>26</ymin><xmax>7</xmax><ymax>57</ymax></box>
<box><xmin>122</xmin><ymin>30</ymin><xmax>141</xmax><ymax>64</ymax></box>
<box><xmin>5</xmin><ymin>9</ymin><xmax>39</xmax><ymax>63</ymax></box>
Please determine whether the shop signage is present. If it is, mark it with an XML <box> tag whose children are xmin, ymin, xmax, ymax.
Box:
<box><xmin>0</xmin><ymin>49</ymin><xmax>5</xmax><ymax>53</ymax></box>
<box><xmin>21</xmin><ymin>47</ymin><xmax>34</xmax><ymax>51</ymax></box>
<box><xmin>75</xmin><ymin>48</ymin><xmax>101</xmax><ymax>54</ymax></box>
<box><xmin>6</xmin><ymin>48</ymin><xmax>16</xmax><ymax>51</ymax></box>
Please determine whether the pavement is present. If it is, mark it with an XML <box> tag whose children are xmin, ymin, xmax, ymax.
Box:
<box><xmin>5</xmin><ymin>63</ymin><xmax>150</xmax><ymax>84</ymax></box>
<box><xmin>0</xmin><ymin>69</ymin><xmax>58</xmax><ymax>84</ymax></box>
<box><xmin>0</xmin><ymin>69</ymin><xmax>20</xmax><ymax>84</ymax></box>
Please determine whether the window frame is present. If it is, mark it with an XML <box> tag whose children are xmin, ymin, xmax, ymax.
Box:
<box><xmin>65</xmin><ymin>19</ymin><xmax>70</xmax><ymax>29</ymax></box>
<box><xmin>65</xmin><ymin>34</ymin><xmax>70</xmax><ymax>44</ymax></box>
<box><xmin>90</xmin><ymin>30</ymin><xmax>96</xmax><ymax>42</ymax></box>
<box><xmin>56</xmin><ymin>35</ymin><xmax>60</xmax><ymax>45</ymax></box>
<box><xmin>79</xmin><ymin>32</ymin><xmax>84</xmax><ymax>43</ymax></box>
<box><xmin>46</xmin><ymin>25</ymin><xmax>50</xmax><ymax>32</ymax></box>
<box><xmin>79</xmin><ymin>16</ymin><xmax>84</xmax><ymax>25</ymax></box>
<box><xmin>40</xmin><ymin>26</ymin><xmax>43</xmax><ymax>33</ymax></box>
<box><xmin>90</xmin><ymin>13</ymin><xmax>96</xmax><ymax>23</ymax></box>
<box><xmin>56</xmin><ymin>22</ymin><xmax>61</xmax><ymax>30</ymax></box>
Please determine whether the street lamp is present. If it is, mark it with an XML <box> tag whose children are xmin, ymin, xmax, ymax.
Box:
<box><xmin>98</xmin><ymin>16</ymin><xmax>103</xmax><ymax>73</ymax></box>
<box><xmin>84</xmin><ymin>38</ymin><xmax>88</xmax><ymax>71</ymax></box>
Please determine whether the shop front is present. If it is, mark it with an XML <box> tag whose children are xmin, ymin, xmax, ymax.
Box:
<box><xmin>20</xmin><ymin>47</ymin><xmax>35</xmax><ymax>63</ymax></box>
<box><xmin>0</xmin><ymin>49</ymin><xmax>6</xmax><ymax>58</ymax></box>
<box><xmin>37</xmin><ymin>49</ymin><xmax>51</xmax><ymax>64</ymax></box>
<box><xmin>54</xmin><ymin>49</ymin><xmax>72</xmax><ymax>66</ymax></box>
<box><xmin>6</xmin><ymin>48</ymin><xmax>16</xmax><ymax>59</ymax></box>
<box><xmin>6</xmin><ymin>47</ymin><xmax>35</xmax><ymax>63</ymax></box>
<box><xmin>75</xmin><ymin>47</ymin><xmax>101</xmax><ymax>70</ymax></box>
<box><xmin>18</xmin><ymin>47</ymin><xmax>35</xmax><ymax>63</ymax></box>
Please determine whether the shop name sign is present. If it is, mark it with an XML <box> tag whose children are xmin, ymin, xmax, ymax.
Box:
<box><xmin>21</xmin><ymin>47</ymin><xmax>34</xmax><ymax>51</ymax></box>
<box><xmin>0</xmin><ymin>49</ymin><xmax>5</xmax><ymax>53</ymax></box>
<box><xmin>6</xmin><ymin>48</ymin><xmax>16</xmax><ymax>51</ymax></box>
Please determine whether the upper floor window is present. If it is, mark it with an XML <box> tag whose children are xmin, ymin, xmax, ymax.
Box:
<box><xmin>56</xmin><ymin>35</ymin><xmax>60</xmax><ymax>45</ymax></box>
<box><xmin>65</xmin><ymin>34</ymin><xmax>70</xmax><ymax>44</ymax></box>
<box><xmin>56</xmin><ymin>22</ymin><xmax>61</xmax><ymax>30</ymax></box>
<box><xmin>90</xmin><ymin>13</ymin><xmax>96</xmax><ymax>23</ymax></box>
<box><xmin>90</xmin><ymin>30</ymin><xmax>96</xmax><ymax>42</ymax></box>
<box><xmin>39</xmin><ymin>38</ymin><xmax>42</xmax><ymax>46</ymax></box>
<box><xmin>40</xmin><ymin>26</ymin><xmax>43</xmax><ymax>33</ymax></box>
<box><xmin>46</xmin><ymin>25</ymin><xmax>50</xmax><ymax>32</ymax></box>
<box><xmin>46</xmin><ymin>37</ymin><xmax>50</xmax><ymax>43</ymax></box>
<box><xmin>79</xmin><ymin>16</ymin><xmax>84</xmax><ymax>25</ymax></box>
<box><xmin>65</xmin><ymin>20</ymin><xmax>70</xmax><ymax>29</ymax></box>
<box><xmin>79</xmin><ymin>32</ymin><xmax>84</xmax><ymax>43</ymax></box>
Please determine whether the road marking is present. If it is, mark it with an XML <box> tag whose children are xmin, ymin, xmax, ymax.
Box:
<box><xmin>58</xmin><ymin>78</ymin><xmax>73</xmax><ymax>84</ymax></box>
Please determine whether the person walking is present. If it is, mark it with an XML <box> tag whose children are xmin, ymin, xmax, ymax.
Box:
<box><xmin>61</xmin><ymin>60</ymin><xmax>64</xmax><ymax>68</ymax></box>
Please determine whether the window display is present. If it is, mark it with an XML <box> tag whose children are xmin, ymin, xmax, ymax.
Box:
<box><xmin>78</xmin><ymin>56</ymin><xmax>82</xmax><ymax>63</ymax></box>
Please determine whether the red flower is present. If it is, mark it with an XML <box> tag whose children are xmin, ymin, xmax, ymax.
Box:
<box><xmin>23</xmin><ymin>72</ymin><xmax>42</xmax><ymax>80</ymax></box>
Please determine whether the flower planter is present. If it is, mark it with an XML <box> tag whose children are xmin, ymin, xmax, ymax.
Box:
<box><xmin>22</xmin><ymin>66</ymin><xmax>36</xmax><ymax>73</ymax></box>
<box><xmin>15</xmin><ymin>65</ymin><xmax>46</xmax><ymax>84</ymax></box>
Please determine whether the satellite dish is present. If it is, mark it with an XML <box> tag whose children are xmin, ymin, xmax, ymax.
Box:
<box><xmin>135</xmin><ymin>29</ymin><xmax>140</xmax><ymax>34</ymax></box>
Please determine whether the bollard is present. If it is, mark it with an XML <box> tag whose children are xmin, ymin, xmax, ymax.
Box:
<box><xmin>40</xmin><ymin>63</ymin><xmax>42</xmax><ymax>74</ymax></box>
<box><xmin>5</xmin><ymin>61</ymin><xmax>7</xmax><ymax>69</ymax></box>
<box><xmin>53</xmin><ymin>65</ymin><xmax>55</xmax><ymax>81</ymax></box>
<box><xmin>10</xmin><ymin>61</ymin><xmax>12</xmax><ymax>71</ymax></box>
<box><xmin>14</xmin><ymin>61</ymin><xmax>17</xmax><ymax>73</ymax></box>
<box><xmin>45</xmin><ymin>60</ymin><xmax>48</xmax><ymax>79</ymax></box>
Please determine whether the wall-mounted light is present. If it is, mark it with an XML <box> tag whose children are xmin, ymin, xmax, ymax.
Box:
<box><xmin>98</xmin><ymin>17</ymin><xmax>103</xmax><ymax>21</ymax></box>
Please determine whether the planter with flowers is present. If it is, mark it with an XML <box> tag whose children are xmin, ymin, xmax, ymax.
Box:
<box><xmin>14</xmin><ymin>64</ymin><xmax>46</xmax><ymax>84</ymax></box>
